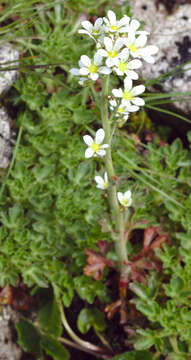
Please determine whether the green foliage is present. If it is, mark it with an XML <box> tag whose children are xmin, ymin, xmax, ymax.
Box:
<box><xmin>77</xmin><ymin>308</ymin><xmax>106</xmax><ymax>334</ymax></box>
<box><xmin>112</xmin><ymin>350</ymin><xmax>154</xmax><ymax>360</ymax></box>
<box><xmin>16</xmin><ymin>317</ymin><xmax>70</xmax><ymax>360</ymax></box>
<box><xmin>38</xmin><ymin>296</ymin><xmax>62</xmax><ymax>337</ymax></box>
<box><xmin>1</xmin><ymin>0</ymin><xmax>191</xmax><ymax>359</ymax></box>
<box><xmin>16</xmin><ymin>318</ymin><xmax>42</xmax><ymax>358</ymax></box>
<box><xmin>16</xmin><ymin>294</ymin><xmax>70</xmax><ymax>360</ymax></box>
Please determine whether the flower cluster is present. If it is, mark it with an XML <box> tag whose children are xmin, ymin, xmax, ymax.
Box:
<box><xmin>70</xmin><ymin>9</ymin><xmax>158</xmax><ymax>119</ymax></box>
<box><xmin>70</xmin><ymin>10</ymin><xmax>158</xmax><ymax>208</ymax></box>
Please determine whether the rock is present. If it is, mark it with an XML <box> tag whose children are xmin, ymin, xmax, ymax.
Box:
<box><xmin>0</xmin><ymin>44</ymin><xmax>19</xmax><ymax>169</ymax></box>
<box><xmin>0</xmin><ymin>44</ymin><xmax>19</xmax><ymax>94</ymax></box>
<box><xmin>128</xmin><ymin>0</ymin><xmax>191</xmax><ymax>115</ymax></box>
<box><xmin>0</xmin><ymin>107</ymin><xmax>12</xmax><ymax>169</ymax></box>
<box><xmin>0</xmin><ymin>306</ymin><xmax>22</xmax><ymax>360</ymax></box>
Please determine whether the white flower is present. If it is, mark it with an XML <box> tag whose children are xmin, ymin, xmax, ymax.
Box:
<box><xmin>95</xmin><ymin>172</ymin><xmax>108</xmax><ymax>190</ymax></box>
<box><xmin>96</xmin><ymin>37</ymin><xmax>124</xmax><ymax>67</ymax></box>
<box><xmin>70</xmin><ymin>54</ymin><xmax>111</xmax><ymax>82</ymax></box>
<box><xmin>127</xmin><ymin>18</ymin><xmax>150</xmax><ymax>36</ymax></box>
<box><xmin>109</xmin><ymin>99</ymin><xmax>130</xmax><ymax>120</ymax></box>
<box><xmin>83</xmin><ymin>128</ymin><xmax>109</xmax><ymax>158</ymax></box>
<box><xmin>78</xmin><ymin>18</ymin><xmax>105</xmax><ymax>41</ymax></box>
<box><xmin>117</xmin><ymin>190</ymin><xmax>132</xmax><ymax>207</ymax></box>
<box><xmin>103</xmin><ymin>10</ymin><xmax>130</xmax><ymax>34</ymax></box>
<box><xmin>124</xmin><ymin>32</ymin><xmax>158</xmax><ymax>64</ymax></box>
<box><xmin>112</xmin><ymin>77</ymin><xmax>145</xmax><ymax>110</ymax></box>
<box><xmin>113</xmin><ymin>48</ymin><xmax>142</xmax><ymax>79</ymax></box>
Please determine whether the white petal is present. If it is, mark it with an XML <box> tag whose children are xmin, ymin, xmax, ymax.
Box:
<box><xmin>81</xmin><ymin>21</ymin><xmax>93</xmax><ymax>32</ymax></box>
<box><xmin>95</xmin><ymin>175</ymin><xmax>104</xmax><ymax>186</ymax></box>
<box><xmin>132</xmin><ymin>85</ymin><xmax>145</xmax><ymax>96</ymax></box>
<box><xmin>126</xmin><ymin>103</ymin><xmax>139</xmax><ymax>112</ymax></box>
<box><xmin>99</xmin><ymin>66</ymin><xmax>112</xmax><ymax>74</ymax></box>
<box><xmin>115</xmin><ymin>67</ymin><xmax>123</xmax><ymax>76</ymax></box>
<box><xmin>143</xmin><ymin>56</ymin><xmax>155</xmax><ymax>64</ymax></box>
<box><xmin>119</xmin><ymin>48</ymin><xmax>129</xmax><ymax>61</ymax></box>
<box><xmin>124</xmin><ymin>77</ymin><xmax>132</xmax><ymax>91</ymax></box>
<box><xmin>79</xmin><ymin>67</ymin><xmax>89</xmax><ymax>75</ymax></box>
<box><xmin>130</xmin><ymin>19</ymin><xmax>140</xmax><ymax>31</ymax></box>
<box><xmin>70</xmin><ymin>68</ymin><xmax>80</xmax><ymax>76</ymax></box>
<box><xmin>114</xmin><ymin>37</ymin><xmax>124</xmax><ymax>51</ymax></box>
<box><xmin>94</xmin><ymin>18</ymin><xmax>103</xmax><ymax>29</ymax></box>
<box><xmin>101</xmin><ymin>144</ymin><xmax>109</xmax><ymax>149</ymax></box>
<box><xmin>94</xmin><ymin>53</ymin><xmax>103</xmax><ymax>65</ymax></box>
<box><xmin>132</xmin><ymin>97</ymin><xmax>145</xmax><ymax>106</ymax></box>
<box><xmin>83</xmin><ymin>135</ymin><xmax>93</xmax><ymax>146</ymax></box>
<box><xmin>135</xmin><ymin>34</ymin><xmax>147</xmax><ymax>48</ymax></box>
<box><xmin>103</xmin><ymin>17</ymin><xmax>109</xmax><ymax>26</ymax></box>
<box><xmin>78</xmin><ymin>30</ymin><xmax>89</xmax><ymax>35</ymax></box>
<box><xmin>80</xmin><ymin>55</ymin><xmax>91</xmax><ymax>67</ymax></box>
<box><xmin>85</xmin><ymin>148</ymin><xmax>94</xmax><ymax>158</ymax></box>
<box><xmin>112</xmin><ymin>88</ymin><xmax>123</xmax><ymax>98</ymax></box>
<box><xmin>144</xmin><ymin>45</ymin><xmax>159</xmax><ymax>55</ymax></box>
<box><xmin>128</xmin><ymin>59</ymin><xmax>142</xmax><ymax>69</ymax></box>
<box><xmin>126</xmin><ymin>70</ymin><xmax>139</xmax><ymax>80</ymax></box>
<box><xmin>96</xmin><ymin>49</ymin><xmax>108</xmax><ymax>57</ymax></box>
<box><xmin>107</xmin><ymin>10</ymin><xmax>116</xmax><ymax>25</ymax></box>
<box><xmin>96</xmin><ymin>149</ymin><xmax>106</xmax><ymax>157</ymax></box>
<box><xmin>126</xmin><ymin>31</ymin><xmax>135</xmax><ymax>44</ymax></box>
<box><xmin>124</xmin><ymin>190</ymin><xmax>132</xmax><ymax>200</ymax></box>
<box><xmin>117</xmin><ymin>192</ymin><xmax>124</xmax><ymax>204</ymax></box>
<box><xmin>104</xmin><ymin>172</ymin><xmax>108</xmax><ymax>182</ymax></box>
<box><xmin>95</xmin><ymin>128</ymin><xmax>105</xmax><ymax>144</ymax></box>
<box><xmin>104</xmin><ymin>37</ymin><xmax>113</xmax><ymax>51</ymax></box>
<box><xmin>105</xmin><ymin>58</ymin><xmax>114</xmax><ymax>67</ymax></box>
<box><xmin>119</xmin><ymin>26</ymin><xmax>130</xmax><ymax>33</ymax></box>
<box><xmin>118</xmin><ymin>15</ymin><xmax>130</xmax><ymax>27</ymax></box>
<box><xmin>90</xmin><ymin>72</ymin><xmax>99</xmax><ymax>81</ymax></box>
<box><xmin>109</xmin><ymin>99</ymin><xmax>117</xmax><ymax>107</ymax></box>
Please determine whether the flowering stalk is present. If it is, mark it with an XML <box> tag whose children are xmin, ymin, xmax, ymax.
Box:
<box><xmin>70</xmin><ymin>9</ymin><xmax>159</xmax><ymax>324</ymax></box>
<box><xmin>101</xmin><ymin>76</ymin><xmax>127</xmax><ymax>270</ymax></box>
<box><xmin>100</xmin><ymin>76</ymin><xmax>130</xmax><ymax>323</ymax></box>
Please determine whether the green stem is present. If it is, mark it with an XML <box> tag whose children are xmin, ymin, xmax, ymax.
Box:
<box><xmin>100</xmin><ymin>76</ymin><xmax>128</xmax><ymax>273</ymax></box>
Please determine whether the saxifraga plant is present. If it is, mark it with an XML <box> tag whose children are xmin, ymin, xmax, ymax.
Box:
<box><xmin>70</xmin><ymin>9</ymin><xmax>158</xmax><ymax>324</ymax></box>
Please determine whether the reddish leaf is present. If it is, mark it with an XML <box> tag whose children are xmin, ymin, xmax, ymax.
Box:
<box><xmin>143</xmin><ymin>227</ymin><xmax>158</xmax><ymax>249</ymax></box>
<box><xmin>150</xmin><ymin>234</ymin><xmax>170</xmax><ymax>249</ymax></box>
<box><xmin>84</xmin><ymin>249</ymin><xmax>114</xmax><ymax>280</ymax></box>
<box><xmin>105</xmin><ymin>300</ymin><xmax>121</xmax><ymax>320</ymax></box>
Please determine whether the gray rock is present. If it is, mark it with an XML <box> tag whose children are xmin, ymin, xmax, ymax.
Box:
<box><xmin>0</xmin><ymin>306</ymin><xmax>22</xmax><ymax>360</ymax></box>
<box><xmin>0</xmin><ymin>44</ymin><xmax>19</xmax><ymax>94</ymax></box>
<box><xmin>0</xmin><ymin>108</ymin><xmax>12</xmax><ymax>169</ymax></box>
<box><xmin>0</xmin><ymin>44</ymin><xmax>19</xmax><ymax>169</ymax></box>
<box><xmin>128</xmin><ymin>0</ymin><xmax>191</xmax><ymax>115</ymax></box>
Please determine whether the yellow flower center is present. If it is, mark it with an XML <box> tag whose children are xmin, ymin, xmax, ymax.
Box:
<box><xmin>89</xmin><ymin>64</ymin><xmax>98</xmax><ymax>73</ymax></box>
<box><xmin>108</xmin><ymin>50</ymin><xmax>118</xmax><ymax>58</ymax></box>
<box><xmin>122</xmin><ymin>199</ymin><xmax>130</xmax><ymax>206</ymax></box>
<box><xmin>119</xmin><ymin>62</ymin><xmax>127</xmax><ymax>72</ymax></box>
<box><xmin>92</xmin><ymin>29</ymin><xmax>99</xmax><ymax>34</ymax></box>
<box><xmin>123</xmin><ymin>91</ymin><xmax>133</xmax><ymax>100</ymax></box>
<box><xmin>91</xmin><ymin>143</ymin><xmax>100</xmax><ymax>152</ymax></box>
<box><xmin>129</xmin><ymin>44</ymin><xmax>138</xmax><ymax>53</ymax></box>
<box><xmin>110</xmin><ymin>25</ymin><xmax>119</xmax><ymax>31</ymax></box>
<box><xmin>103</xmin><ymin>181</ymin><xmax>108</xmax><ymax>189</ymax></box>
<box><xmin>117</xmin><ymin>106</ymin><xmax>125</xmax><ymax>113</ymax></box>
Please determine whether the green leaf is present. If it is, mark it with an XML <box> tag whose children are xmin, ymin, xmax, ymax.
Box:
<box><xmin>77</xmin><ymin>308</ymin><xmax>106</xmax><ymax>334</ymax></box>
<box><xmin>41</xmin><ymin>335</ymin><xmax>70</xmax><ymax>360</ymax></box>
<box><xmin>112</xmin><ymin>350</ymin><xmax>153</xmax><ymax>360</ymax></box>
<box><xmin>15</xmin><ymin>317</ymin><xmax>42</xmax><ymax>358</ymax></box>
<box><xmin>38</xmin><ymin>296</ymin><xmax>62</xmax><ymax>337</ymax></box>
<box><xmin>77</xmin><ymin>308</ymin><xmax>92</xmax><ymax>334</ymax></box>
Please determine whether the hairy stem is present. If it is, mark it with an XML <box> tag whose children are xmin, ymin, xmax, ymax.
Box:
<box><xmin>100</xmin><ymin>76</ymin><xmax>128</xmax><ymax>273</ymax></box>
